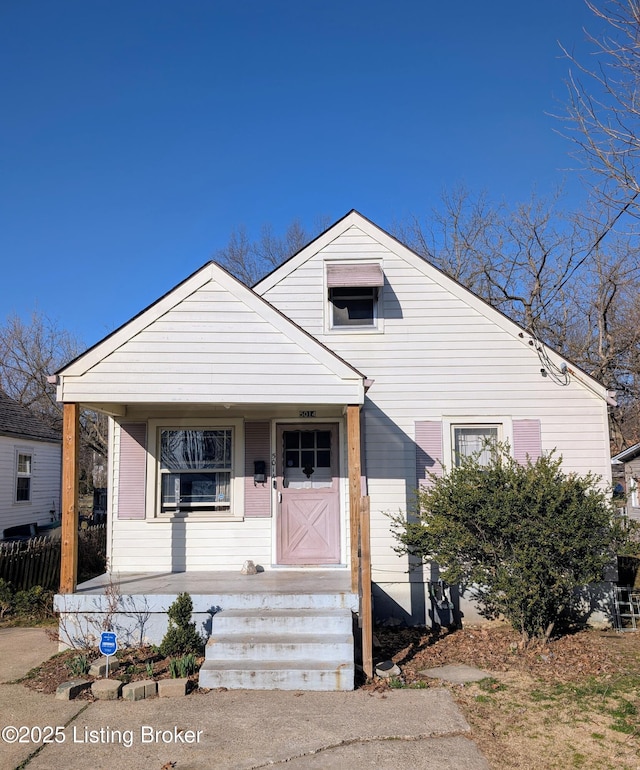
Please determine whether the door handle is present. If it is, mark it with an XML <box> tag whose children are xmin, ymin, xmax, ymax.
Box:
<box><xmin>278</xmin><ymin>491</ymin><xmax>282</xmax><ymax>504</ymax></box>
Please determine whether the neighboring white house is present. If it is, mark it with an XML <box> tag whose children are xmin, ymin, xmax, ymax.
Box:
<box><xmin>52</xmin><ymin>212</ymin><xmax>613</xmax><ymax>685</ymax></box>
<box><xmin>0</xmin><ymin>390</ymin><xmax>61</xmax><ymax>539</ymax></box>
<box><xmin>612</xmin><ymin>443</ymin><xmax>640</xmax><ymax>523</ymax></box>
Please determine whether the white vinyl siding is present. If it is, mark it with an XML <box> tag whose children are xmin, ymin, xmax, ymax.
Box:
<box><xmin>59</xmin><ymin>270</ymin><xmax>363</xmax><ymax>406</ymax></box>
<box><xmin>259</xmin><ymin>221</ymin><xmax>612</xmax><ymax>590</ymax></box>
<box><xmin>0</xmin><ymin>436</ymin><xmax>61</xmax><ymax>536</ymax></box>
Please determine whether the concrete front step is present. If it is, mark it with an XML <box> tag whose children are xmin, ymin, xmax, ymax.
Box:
<box><xmin>206</xmin><ymin>632</ymin><xmax>353</xmax><ymax>661</ymax></box>
<box><xmin>199</xmin><ymin>659</ymin><xmax>354</xmax><ymax>691</ymax></box>
<box><xmin>208</xmin><ymin>592</ymin><xmax>355</xmax><ymax>611</ymax></box>
<box><xmin>200</xmin><ymin>606</ymin><xmax>355</xmax><ymax>691</ymax></box>
<box><xmin>212</xmin><ymin>608</ymin><xmax>353</xmax><ymax>635</ymax></box>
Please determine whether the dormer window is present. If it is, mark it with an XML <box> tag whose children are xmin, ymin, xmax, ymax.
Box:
<box><xmin>330</xmin><ymin>286</ymin><xmax>377</xmax><ymax>327</ymax></box>
<box><xmin>326</xmin><ymin>262</ymin><xmax>384</xmax><ymax>331</ymax></box>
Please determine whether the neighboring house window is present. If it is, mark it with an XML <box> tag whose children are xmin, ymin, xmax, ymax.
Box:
<box><xmin>326</xmin><ymin>262</ymin><xmax>384</xmax><ymax>330</ymax></box>
<box><xmin>631</xmin><ymin>477</ymin><xmax>639</xmax><ymax>508</ymax></box>
<box><xmin>453</xmin><ymin>425</ymin><xmax>499</xmax><ymax>467</ymax></box>
<box><xmin>16</xmin><ymin>452</ymin><xmax>32</xmax><ymax>502</ymax></box>
<box><xmin>159</xmin><ymin>429</ymin><xmax>232</xmax><ymax>513</ymax></box>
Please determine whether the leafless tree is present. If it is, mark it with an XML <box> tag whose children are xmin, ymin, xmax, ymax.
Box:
<box><xmin>215</xmin><ymin>218</ymin><xmax>312</xmax><ymax>285</ymax></box>
<box><xmin>398</xmin><ymin>190</ymin><xmax>640</xmax><ymax>451</ymax></box>
<box><xmin>0</xmin><ymin>312</ymin><xmax>75</xmax><ymax>421</ymax></box>
<box><xmin>397</xmin><ymin>188</ymin><xmax>588</xmax><ymax>339</ymax></box>
<box><xmin>560</xmin><ymin>0</ymin><xmax>640</xmax><ymax>215</ymax></box>
<box><xmin>0</xmin><ymin>311</ymin><xmax>108</xmax><ymax>488</ymax></box>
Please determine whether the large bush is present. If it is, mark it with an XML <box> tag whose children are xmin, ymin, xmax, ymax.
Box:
<box><xmin>392</xmin><ymin>445</ymin><xmax>630</xmax><ymax>645</ymax></box>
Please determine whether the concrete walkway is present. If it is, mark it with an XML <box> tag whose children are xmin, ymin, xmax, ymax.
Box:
<box><xmin>0</xmin><ymin>627</ymin><xmax>490</xmax><ymax>770</ymax></box>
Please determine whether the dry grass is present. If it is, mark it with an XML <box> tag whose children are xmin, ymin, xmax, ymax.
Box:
<box><xmin>369</xmin><ymin>623</ymin><xmax>640</xmax><ymax>770</ymax></box>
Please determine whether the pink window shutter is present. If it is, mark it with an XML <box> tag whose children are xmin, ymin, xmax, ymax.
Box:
<box><xmin>117</xmin><ymin>423</ymin><xmax>147</xmax><ymax>520</ymax></box>
<box><xmin>513</xmin><ymin>419</ymin><xmax>542</xmax><ymax>465</ymax></box>
<box><xmin>244</xmin><ymin>422</ymin><xmax>271</xmax><ymax>517</ymax></box>
<box><xmin>415</xmin><ymin>421</ymin><xmax>444</xmax><ymax>489</ymax></box>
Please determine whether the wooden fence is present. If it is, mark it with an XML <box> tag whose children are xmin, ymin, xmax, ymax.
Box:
<box><xmin>0</xmin><ymin>524</ymin><xmax>106</xmax><ymax>591</ymax></box>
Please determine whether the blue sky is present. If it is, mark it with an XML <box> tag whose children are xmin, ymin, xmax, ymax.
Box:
<box><xmin>0</xmin><ymin>0</ymin><xmax>602</xmax><ymax>349</ymax></box>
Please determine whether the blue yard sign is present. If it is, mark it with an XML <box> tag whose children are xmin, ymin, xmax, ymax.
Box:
<box><xmin>99</xmin><ymin>631</ymin><xmax>117</xmax><ymax>657</ymax></box>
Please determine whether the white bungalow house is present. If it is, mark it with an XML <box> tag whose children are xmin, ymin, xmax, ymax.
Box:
<box><xmin>53</xmin><ymin>211</ymin><xmax>613</xmax><ymax>690</ymax></box>
<box><xmin>0</xmin><ymin>390</ymin><xmax>61</xmax><ymax>539</ymax></box>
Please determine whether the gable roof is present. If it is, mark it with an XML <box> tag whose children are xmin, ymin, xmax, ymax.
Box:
<box><xmin>0</xmin><ymin>390</ymin><xmax>61</xmax><ymax>443</ymax></box>
<box><xmin>254</xmin><ymin>210</ymin><xmax>611</xmax><ymax>403</ymax></box>
<box><xmin>56</xmin><ymin>261</ymin><xmax>366</xmax><ymax>406</ymax></box>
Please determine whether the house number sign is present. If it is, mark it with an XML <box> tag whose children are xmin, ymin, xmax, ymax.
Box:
<box><xmin>299</xmin><ymin>410</ymin><xmax>316</xmax><ymax>418</ymax></box>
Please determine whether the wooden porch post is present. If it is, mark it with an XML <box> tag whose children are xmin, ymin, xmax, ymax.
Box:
<box><xmin>60</xmin><ymin>402</ymin><xmax>79</xmax><ymax>594</ymax></box>
<box><xmin>347</xmin><ymin>404</ymin><xmax>361</xmax><ymax>594</ymax></box>
<box><xmin>360</xmin><ymin>495</ymin><xmax>373</xmax><ymax>679</ymax></box>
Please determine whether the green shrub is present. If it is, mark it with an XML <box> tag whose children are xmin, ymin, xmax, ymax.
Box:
<box><xmin>0</xmin><ymin>582</ymin><xmax>53</xmax><ymax>622</ymax></box>
<box><xmin>391</xmin><ymin>444</ymin><xmax>631</xmax><ymax>646</ymax></box>
<box><xmin>159</xmin><ymin>593</ymin><xmax>203</xmax><ymax>657</ymax></box>
<box><xmin>12</xmin><ymin>586</ymin><xmax>54</xmax><ymax>620</ymax></box>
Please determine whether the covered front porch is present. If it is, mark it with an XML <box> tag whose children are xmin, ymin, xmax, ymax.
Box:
<box><xmin>53</xmin><ymin>260</ymin><xmax>374</xmax><ymax>688</ymax></box>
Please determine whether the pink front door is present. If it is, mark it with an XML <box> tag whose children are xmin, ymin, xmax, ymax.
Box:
<box><xmin>276</xmin><ymin>424</ymin><xmax>340</xmax><ymax>565</ymax></box>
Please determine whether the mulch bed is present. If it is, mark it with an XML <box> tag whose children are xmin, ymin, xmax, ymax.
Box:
<box><xmin>21</xmin><ymin>646</ymin><xmax>203</xmax><ymax>697</ymax></box>
<box><xmin>18</xmin><ymin>623</ymin><xmax>640</xmax><ymax>696</ymax></box>
<box><xmin>367</xmin><ymin>622</ymin><xmax>640</xmax><ymax>688</ymax></box>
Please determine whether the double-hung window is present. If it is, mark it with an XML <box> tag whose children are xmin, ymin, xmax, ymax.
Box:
<box><xmin>15</xmin><ymin>452</ymin><xmax>32</xmax><ymax>502</ymax></box>
<box><xmin>326</xmin><ymin>262</ymin><xmax>383</xmax><ymax>331</ymax></box>
<box><xmin>453</xmin><ymin>425</ymin><xmax>499</xmax><ymax>467</ymax></box>
<box><xmin>159</xmin><ymin>429</ymin><xmax>232</xmax><ymax>513</ymax></box>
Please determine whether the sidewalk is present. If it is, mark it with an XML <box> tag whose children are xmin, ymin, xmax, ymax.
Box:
<box><xmin>0</xmin><ymin>628</ymin><xmax>490</xmax><ymax>770</ymax></box>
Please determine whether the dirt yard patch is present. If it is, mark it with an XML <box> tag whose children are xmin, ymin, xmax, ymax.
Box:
<box><xmin>369</xmin><ymin>622</ymin><xmax>640</xmax><ymax>769</ymax></box>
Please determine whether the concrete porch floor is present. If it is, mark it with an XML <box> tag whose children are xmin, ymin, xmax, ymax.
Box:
<box><xmin>73</xmin><ymin>568</ymin><xmax>354</xmax><ymax>597</ymax></box>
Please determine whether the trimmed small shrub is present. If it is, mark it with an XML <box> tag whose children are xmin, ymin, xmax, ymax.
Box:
<box><xmin>159</xmin><ymin>592</ymin><xmax>204</xmax><ymax>657</ymax></box>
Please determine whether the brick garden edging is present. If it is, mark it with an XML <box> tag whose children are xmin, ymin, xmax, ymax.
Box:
<box><xmin>55</xmin><ymin>678</ymin><xmax>191</xmax><ymax>700</ymax></box>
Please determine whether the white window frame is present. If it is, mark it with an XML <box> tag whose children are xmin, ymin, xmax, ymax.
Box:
<box><xmin>443</xmin><ymin>418</ymin><xmax>512</xmax><ymax>470</ymax></box>
<box><xmin>324</xmin><ymin>261</ymin><xmax>384</xmax><ymax>334</ymax></box>
<box><xmin>630</xmin><ymin>476</ymin><xmax>639</xmax><ymax>508</ymax></box>
<box><xmin>146</xmin><ymin>418</ymin><xmax>244</xmax><ymax>521</ymax></box>
<box><xmin>15</xmin><ymin>449</ymin><xmax>33</xmax><ymax>504</ymax></box>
